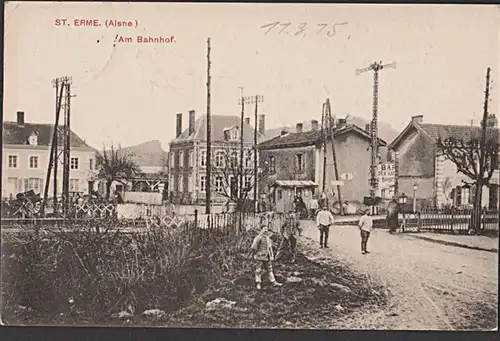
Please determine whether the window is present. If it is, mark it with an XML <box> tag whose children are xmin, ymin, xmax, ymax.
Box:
<box><xmin>22</xmin><ymin>178</ymin><xmax>42</xmax><ymax>192</ymax></box>
<box><xmin>179</xmin><ymin>175</ymin><xmax>184</xmax><ymax>192</ymax></box>
<box><xmin>269</xmin><ymin>156</ymin><xmax>276</xmax><ymax>173</ymax></box>
<box><xmin>69</xmin><ymin>179</ymin><xmax>80</xmax><ymax>192</ymax></box>
<box><xmin>70</xmin><ymin>157</ymin><xmax>79</xmax><ymax>170</ymax></box>
<box><xmin>29</xmin><ymin>156</ymin><xmax>39</xmax><ymax>169</ymax></box>
<box><xmin>215</xmin><ymin>176</ymin><xmax>224</xmax><ymax>193</ymax></box>
<box><xmin>201</xmin><ymin>151</ymin><xmax>207</xmax><ymax>167</ymax></box>
<box><xmin>244</xmin><ymin>175</ymin><xmax>252</xmax><ymax>190</ymax></box>
<box><xmin>179</xmin><ymin>151</ymin><xmax>184</xmax><ymax>168</ymax></box>
<box><xmin>7</xmin><ymin>177</ymin><xmax>18</xmax><ymax>194</ymax></box>
<box><xmin>170</xmin><ymin>152</ymin><xmax>175</xmax><ymax>168</ymax></box>
<box><xmin>215</xmin><ymin>151</ymin><xmax>224</xmax><ymax>168</ymax></box>
<box><xmin>200</xmin><ymin>175</ymin><xmax>206</xmax><ymax>192</ymax></box>
<box><xmin>296</xmin><ymin>154</ymin><xmax>305</xmax><ymax>173</ymax></box>
<box><xmin>8</xmin><ymin>155</ymin><xmax>18</xmax><ymax>168</ymax></box>
<box><xmin>89</xmin><ymin>158</ymin><xmax>94</xmax><ymax>170</ymax></box>
<box><xmin>231</xmin><ymin>128</ymin><xmax>239</xmax><ymax>141</ymax></box>
<box><xmin>230</xmin><ymin>151</ymin><xmax>238</xmax><ymax>168</ymax></box>
<box><xmin>189</xmin><ymin>150</ymin><xmax>194</xmax><ymax>167</ymax></box>
<box><xmin>245</xmin><ymin>151</ymin><xmax>252</xmax><ymax>168</ymax></box>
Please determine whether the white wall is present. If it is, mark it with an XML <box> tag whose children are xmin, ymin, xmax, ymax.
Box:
<box><xmin>2</xmin><ymin>145</ymin><xmax>97</xmax><ymax>198</ymax></box>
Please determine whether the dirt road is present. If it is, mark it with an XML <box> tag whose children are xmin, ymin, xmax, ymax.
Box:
<box><xmin>299</xmin><ymin>222</ymin><xmax>498</xmax><ymax>330</ymax></box>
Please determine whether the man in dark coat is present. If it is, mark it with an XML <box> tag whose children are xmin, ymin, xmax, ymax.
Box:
<box><xmin>387</xmin><ymin>196</ymin><xmax>400</xmax><ymax>233</ymax></box>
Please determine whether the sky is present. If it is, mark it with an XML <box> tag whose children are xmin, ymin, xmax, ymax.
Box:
<box><xmin>4</xmin><ymin>3</ymin><xmax>500</xmax><ymax>151</ymax></box>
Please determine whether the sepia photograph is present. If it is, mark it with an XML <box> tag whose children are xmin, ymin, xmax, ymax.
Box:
<box><xmin>1</xmin><ymin>2</ymin><xmax>499</xmax><ymax>331</ymax></box>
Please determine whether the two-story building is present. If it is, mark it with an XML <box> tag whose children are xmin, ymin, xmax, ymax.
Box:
<box><xmin>2</xmin><ymin>111</ymin><xmax>96</xmax><ymax>199</ymax></box>
<box><xmin>168</xmin><ymin>110</ymin><xmax>265</xmax><ymax>205</ymax></box>
<box><xmin>257</xmin><ymin>120</ymin><xmax>387</xmax><ymax>213</ymax></box>
<box><xmin>388</xmin><ymin>114</ymin><xmax>499</xmax><ymax>209</ymax></box>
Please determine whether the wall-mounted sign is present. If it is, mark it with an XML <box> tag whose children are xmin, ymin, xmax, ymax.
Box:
<box><xmin>340</xmin><ymin>173</ymin><xmax>353</xmax><ymax>181</ymax></box>
<box><xmin>378</xmin><ymin>163</ymin><xmax>395</xmax><ymax>178</ymax></box>
<box><xmin>331</xmin><ymin>180</ymin><xmax>345</xmax><ymax>186</ymax></box>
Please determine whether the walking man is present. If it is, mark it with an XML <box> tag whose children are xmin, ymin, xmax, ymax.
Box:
<box><xmin>309</xmin><ymin>196</ymin><xmax>319</xmax><ymax>220</ymax></box>
<box><xmin>387</xmin><ymin>196</ymin><xmax>400</xmax><ymax>233</ymax></box>
<box><xmin>251</xmin><ymin>215</ymin><xmax>283</xmax><ymax>290</ymax></box>
<box><xmin>316</xmin><ymin>205</ymin><xmax>334</xmax><ymax>248</ymax></box>
<box><xmin>358</xmin><ymin>209</ymin><xmax>374</xmax><ymax>254</ymax></box>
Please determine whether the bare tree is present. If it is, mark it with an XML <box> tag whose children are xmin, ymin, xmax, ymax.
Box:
<box><xmin>436</xmin><ymin>130</ymin><xmax>499</xmax><ymax>230</ymax></box>
<box><xmin>211</xmin><ymin>148</ymin><xmax>268</xmax><ymax>213</ymax></box>
<box><xmin>95</xmin><ymin>144</ymin><xmax>143</xmax><ymax>200</ymax></box>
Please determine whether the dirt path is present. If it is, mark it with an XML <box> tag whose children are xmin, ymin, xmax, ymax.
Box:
<box><xmin>299</xmin><ymin>222</ymin><xmax>498</xmax><ymax>330</ymax></box>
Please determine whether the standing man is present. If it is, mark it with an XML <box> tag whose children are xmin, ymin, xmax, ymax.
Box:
<box><xmin>387</xmin><ymin>196</ymin><xmax>400</xmax><ymax>233</ymax></box>
<box><xmin>316</xmin><ymin>205</ymin><xmax>334</xmax><ymax>248</ymax></box>
<box><xmin>276</xmin><ymin>211</ymin><xmax>302</xmax><ymax>263</ymax></box>
<box><xmin>309</xmin><ymin>196</ymin><xmax>319</xmax><ymax>219</ymax></box>
<box><xmin>358</xmin><ymin>209</ymin><xmax>374</xmax><ymax>254</ymax></box>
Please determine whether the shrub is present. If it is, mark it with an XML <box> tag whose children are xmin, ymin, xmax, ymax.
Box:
<box><xmin>1</xmin><ymin>218</ymin><xmax>243</xmax><ymax>322</ymax></box>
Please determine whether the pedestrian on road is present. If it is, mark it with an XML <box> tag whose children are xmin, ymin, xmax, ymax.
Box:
<box><xmin>276</xmin><ymin>211</ymin><xmax>302</xmax><ymax>263</ymax></box>
<box><xmin>250</xmin><ymin>215</ymin><xmax>283</xmax><ymax>290</ymax></box>
<box><xmin>387</xmin><ymin>196</ymin><xmax>400</xmax><ymax>233</ymax></box>
<box><xmin>358</xmin><ymin>209</ymin><xmax>374</xmax><ymax>254</ymax></box>
<box><xmin>316</xmin><ymin>205</ymin><xmax>335</xmax><ymax>248</ymax></box>
<box><xmin>309</xmin><ymin>196</ymin><xmax>319</xmax><ymax>220</ymax></box>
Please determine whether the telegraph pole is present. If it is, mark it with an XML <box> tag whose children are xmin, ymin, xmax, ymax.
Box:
<box><xmin>321</xmin><ymin>102</ymin><xmax>327</xmax><ymax>193</ymax></box>
<box><xmin>325</xmin><ymin>98</ymin><xmax>343</xmax><ymax>213</ymax></box>
<box><xmin>473</xmin><ymin>67</ymin><xmax>491</xmax><ymax>230</ymax></box>
<box><xmin>42</xmin><ymin>78</ymin><xmax>65</xmax><ymax>215</ymax></box>
<box><xmin>62</xmin><ymin>78</ymin><xmax>73</xmax><ymax>217</ymax></box>
<box><xmin>205</xmin><ymin>37</ymin><xmax>212</xmax><ymax>214</ymax></box>
<box><xmin>238</xmin><ymin>87</ymin><xmax>245</xmax><ymax>205</ymax></box>
<box><xmin>356</xmin><ymin>61</ymin><xmax>396</xmax><ymax>209</ymax></box>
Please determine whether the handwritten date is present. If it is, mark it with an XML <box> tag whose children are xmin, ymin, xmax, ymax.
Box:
<box><xmin>261</xmin><ymin>21</ymin><xmax>348</xmax><ymax>38</ymax></box>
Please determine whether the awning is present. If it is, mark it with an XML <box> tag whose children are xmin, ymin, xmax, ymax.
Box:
<box><xmin>270</xmin><ymin>180</ymin><xmax>318</xmax><ymax>188</ymax></box>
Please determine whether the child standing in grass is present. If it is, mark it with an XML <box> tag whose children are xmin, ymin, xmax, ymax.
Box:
<box><xmin>251</xmin><ymin>215</ymin><xmax>283</xmax><ymax>290</ymax></box>
<box><xmin>358</xmin><ymin>209</ymin><xmax>374</xmax><ymax>254</ymax></box>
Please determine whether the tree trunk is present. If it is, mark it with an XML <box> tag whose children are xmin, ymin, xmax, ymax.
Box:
<box><xmin>106</xmin><ymin>181</ymin><xmax>112</xmax><ymax>201</ymax></box>
<box><xmin>471</xmin><ymin>182</ymin><xmax>483</xmax><ymax>232</ymax></box>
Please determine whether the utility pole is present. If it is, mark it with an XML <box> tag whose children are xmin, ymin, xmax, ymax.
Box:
<box><xmin>356</xmin><ymin>61</ymin><xmax>396</xmax><ymax>211</ymax></box>
<box><xmin>473</xmin><ymin>66</ymin><xmax>491</xmax><ymax>230</ymax></box>
<box><xmin>239</xmin><ymin>94</ymin><xmax>264</xmax><ymax>213</ymax></box>
<box><xmin>321</xmin><ymin>102</ymin><xmax>327</xmax><ymax>193</ymax></box>
<box><xmin>62</xmin><ymin>78</ymin><xmax>73</xmax><ymax>217</ymax></box>
<box><xmin>41</xmin><ymin>78</ymin><xmax>65</xmax><ymax>215</ymax></box>
<box><xmin>325</xmin><ymin>98</ymin><xmax>343</xmax><ymax>214</ymax></box>
<box><xmin>205</xmin><ymin>37</ymin><xmax>212</xmax><ymax>214</ymax></box>
<box><xmin>238</xmin><ymin>87</ymin><xmax>245</xmax><ymax>207</ymax></box>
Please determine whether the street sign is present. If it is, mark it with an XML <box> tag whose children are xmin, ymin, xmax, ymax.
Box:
<box><xmin>331</xmin><ymin>180</ymin><xmax>345</xmax><ymax>186</ymax></box>
<box><xmin>378</xmin><ymin>163</ymin><xmax>395</xmax><ymax>178</ymax></box>
<box><xmin>340</xmin><ymin>173</ymin><xmax>353</xmax><ymax>181</ymax></box>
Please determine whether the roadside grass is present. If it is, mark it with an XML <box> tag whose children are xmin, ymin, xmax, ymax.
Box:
<box><xmin>1</xmin><ymin>224</ymin><xmax>387</xmax><ymax>327</ymax></box>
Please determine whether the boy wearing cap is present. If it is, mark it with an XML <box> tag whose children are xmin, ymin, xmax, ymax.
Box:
<box><xmin>250</xmin><ymin>214</ymin><xmax>283</xmax><ymax>290</ymax></box>
<box><xmin>358</xmin><ymin>209</ymin><xmax>374</xmax><ymax>254</ymax></box>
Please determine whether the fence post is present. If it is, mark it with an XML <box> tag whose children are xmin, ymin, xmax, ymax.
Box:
<box><xmin>194</xmin><ymin>209</ymin><xmax>198</xmax><ymax>228</ymax></box>
<box><xmin>450</xmin><ymin>208</ymin><xmax>454</xmax><ymax>233</ymax></box>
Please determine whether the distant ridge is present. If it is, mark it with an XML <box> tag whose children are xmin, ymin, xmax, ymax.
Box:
<box><xmin>121</xmin><ymin>140</ymin><xmax>168</xmax><ymax>168</ymax></box>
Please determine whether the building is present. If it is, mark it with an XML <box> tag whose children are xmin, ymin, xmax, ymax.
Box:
<box><xmin>2</xmin><ymin>111</ymin><xmax>96</xmax><ymax>199</ymax></box>
<box><xmin>168</xmin><ymin>110</ymin><xmax>265</xmax><ymax>205</ymax></box>
<box><xmin>388</xmin><ymin>115</ymin><xmax>500</xmax><ymax>209</ymax></box>
<box><xmin>96</xmin><ymin>140</ymin><xmax>169</xmax><ymax>203</ymax></box>
<box><xmin>257</xmin><ymin>120</ymin><xmax>387</xmax><ymax>213</ymax></box>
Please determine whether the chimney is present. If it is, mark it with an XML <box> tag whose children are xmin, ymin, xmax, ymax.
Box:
<box><xmin>17</xmin><ymin>111</ymin><xmax>25</xmax><ymax>125</ymax></box>
<box><xmin>311</xmin><ymin>120</ymin><xmax>319</xmax><ymax>131</ymax></box>
<box><xmin>296</xmin><ymin>122</ymin><xmax>303</xmax><ymax>133</ymax></box>
<box><xmin>411</xmin><ymin>115</ymin><xmax>423</xmax><ymax>124</ymax></box>
<box><xmin>176</xmin><ymin>113</ymin><xmax>182</xmax><ymax>138</ymax></box>
<box><xmin>188</xmin><ymin>110</ymin><xmax>195</xmax><ymax>136</ymax></box>
<box><xmin>245</xmin><ymin>117</ymin><xmax>251</xmax><ymax>125</ymax></box>
<box><xmin>486</xmin><ymin>114</ymin><xmax>498</xmax><ymax>128</ymax></box>
<box><xmin>258</xmin><ymin>115</ymin><xmax>265</xmax><ymax>135</ymax></box>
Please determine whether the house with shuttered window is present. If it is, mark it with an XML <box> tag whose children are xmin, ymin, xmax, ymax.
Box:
<box><xmin>2</xmin><ymin>111</ymin><xmax>96</xmax><ymax>198</ymax></box>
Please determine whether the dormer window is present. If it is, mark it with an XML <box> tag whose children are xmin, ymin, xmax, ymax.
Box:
<box><xmin>28</xmin><ymin>132</ymin><xmax>38</xmax><ymax>146</ymax></box>
<box><xmin>224</xmin><ymin>126</ymin><xmax>240</xmax><ymax>141</ymax></box>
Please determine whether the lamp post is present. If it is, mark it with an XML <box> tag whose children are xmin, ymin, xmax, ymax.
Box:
<box><xmin>398</xmin><ymin>192</ymin><xmax>407</xmax><ymax>232</ymax></box>
<box><xmin>413</xmin><ymin>183</ymin><xmax>419</xmax><ymax>213</ymax></box>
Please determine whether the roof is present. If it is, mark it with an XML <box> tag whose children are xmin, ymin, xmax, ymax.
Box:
<box><xmin>270</xmin><ymin>180</ymin><xmax>318</xmax><ymax>188</ymax></box>
<box><xmin>388</xmin><ymin>121</ymin><xmax>500</xmax><ymax>150</ymax></box>
<box><xmin>258</xmin><ymin>124</ymin><xmax>387</xmax><ymax>150</ymax></box>
<box><xmin>3</xmin><ymin>121</ymin><xmax>93</xmax><ymax>149</ymax></box>
<box><xmin>170</xmin><ymin>115</ymin><xmax>264</xmax><ymax>145</ymax></box>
